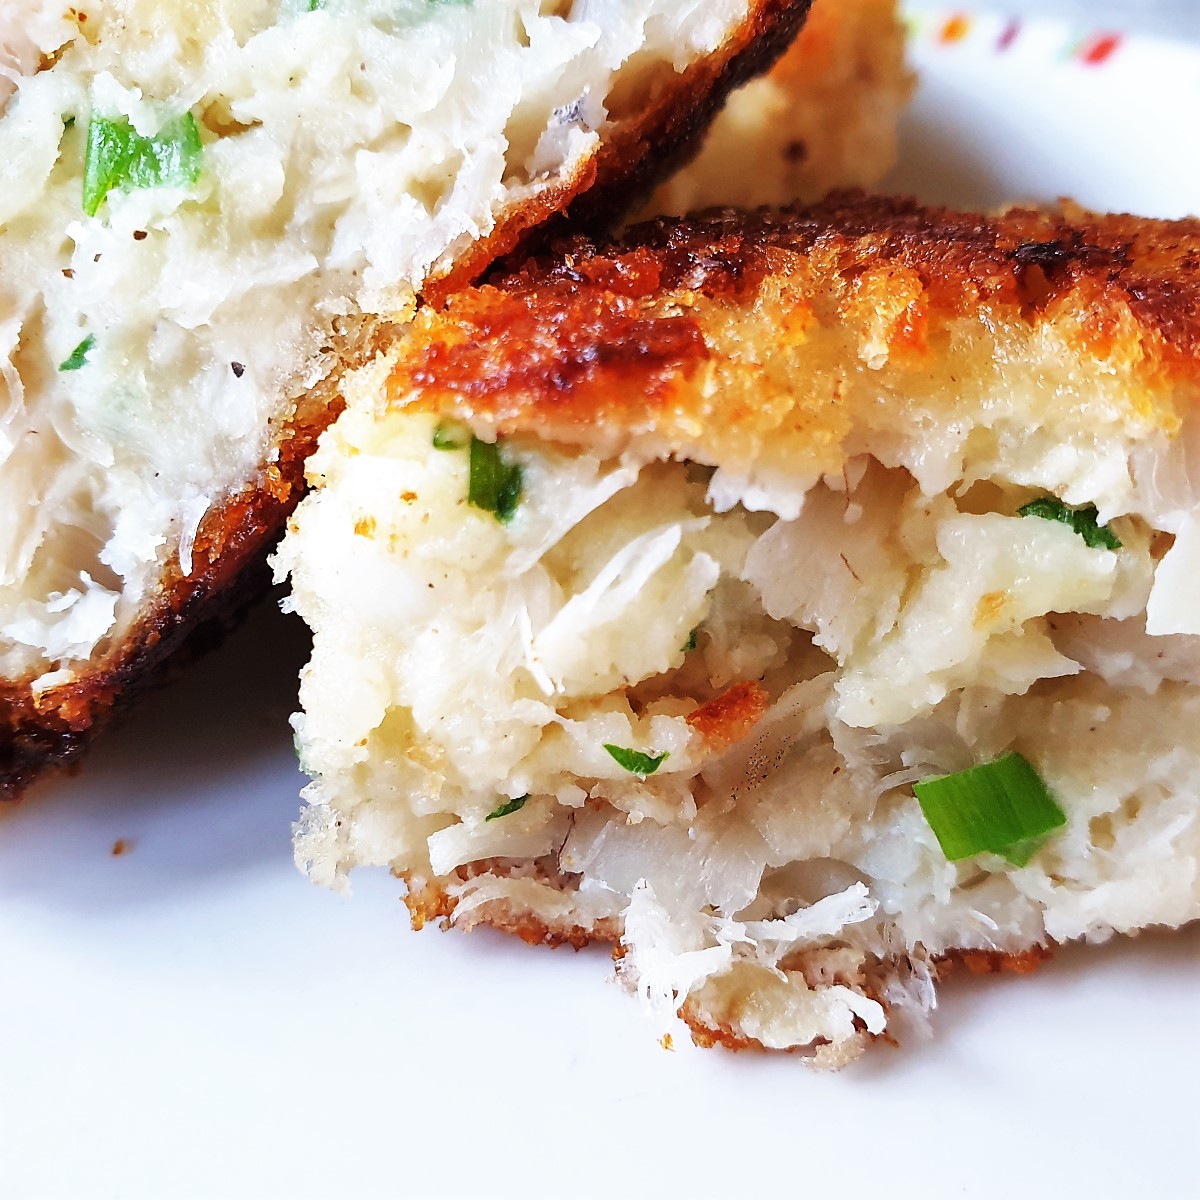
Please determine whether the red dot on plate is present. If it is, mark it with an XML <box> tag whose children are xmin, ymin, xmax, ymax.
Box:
<box><xmin>1080</xmin><ymin>33</ymin><xmax>1121</xmax><ymax>65</ymax></box>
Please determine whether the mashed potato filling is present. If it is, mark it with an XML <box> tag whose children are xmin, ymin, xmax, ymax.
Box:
<box><xmin>0</xmin><ymin>0</ymin><xmax>755</xmax><ymax>685</ymax></box>
<box><xmin>280</xmin><ymin>365</ymin><xmax>1200</xmax><ymax>1061</ymax></box>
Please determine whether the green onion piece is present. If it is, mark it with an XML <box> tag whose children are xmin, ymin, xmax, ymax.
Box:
<box><xmin>83</xmin><ymin>111</ymin><xmax>203</xmax><ymax>217</ymax></box>
<box><xmin>432</xmin><ymin>419</ymin><xmax>470</xmax><ymax>451</ymax></box>
<box><xmin>468</xmin><ymin>436</ymin><xmax>523</xmax><ymax>523</ymax></box>
<box><xmin>485</xmin><ymin>795</ymin><xmax>528</xmax><ymax>822</ymax></box>
<box><xmin>1018</xmin><ymin>496</ymin><xmax>1121</xmax><ymax>550</ymax></box>
<box><xmin>914</xmin><ymin>751</ymin><xmax>1067</xmax><ymax>867</ymax></box>
<box><xmin>681</xmin><ymin>627</ymin><xmax>699</xmax><ymax>654</ymax></box>
<box><xmin>604</xmin><ymin>744</ymin><xmax>669</xmax><ymax>778</ymax></box>
<box><xmin>59</xmin><ymin>334</ymin><xmax>95</xmax><ymax>372</ymax></box>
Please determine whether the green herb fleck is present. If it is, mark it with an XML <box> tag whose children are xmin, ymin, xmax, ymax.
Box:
<box><xmin>604</xmin><ymin>744</ymin><xmax>669</xmax><ymax>778</ymax></box>
<box><xmin>307</xmin><ymin>0</ymin><xmax>324</xmax><ymax>9</ymax></box>
<box><xmin>468</xmin><ymin>436</ymin><xmax>523</xmax><ymax>523</ymax></box>
<box><xmin>432</xmin><ymin>418</ymin><xmax>470</xmax><ymax>451</ymax></box>
<box><xmin>681</xmin><ymin>627</ymin><xmax>699</xmax><ymax>654</ymax></box>
<box><xmin>485</xmin><ymin>795</ymin><xmax>528</xmax><ymax>821</ymax></box>
<box><xmin>59</xmin><ymin>334</ymin><xmax>95</xmax><ymax>372</ymax></box>
<box><xmin>83</xmin><ymin>111</ymin><xmax>203</xmax><ymax>217</ymax></box>
<box><xmin>1018</xmin><ymin>496</ymin><xmax>1121</xmax><ymax>550</ymax></box>
<box><xmin>914</xmin><ymin>751</ymin><xmax>1067</xmax><ymax>867</ymax></box>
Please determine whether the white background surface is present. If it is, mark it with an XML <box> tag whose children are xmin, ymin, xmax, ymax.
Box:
<box><xmin>3</xmin><ymin>11</ymin><xmax>1199</xmax><ymax>1199</ymax></box>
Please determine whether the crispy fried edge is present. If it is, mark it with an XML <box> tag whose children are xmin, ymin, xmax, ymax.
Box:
<box><xmin>397</xmin><ymin>194</ymin><xmax>1200</xmax><ymax>452</ymax></box>
<box><xmin>398</xmin><ymin>871</ymin><xmax>1053</xmax><ymax>1056</ymax></box>
<box><xmin>0</xmin><ymin>331</ymin><xmax>351</xmax><ymax>801</ymax></box>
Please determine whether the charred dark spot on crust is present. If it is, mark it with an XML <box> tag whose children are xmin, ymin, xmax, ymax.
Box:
<box><xmin>1013</xmin><ymin>236</ymin><xmax>1128</xmax><ymax>275</ymax></box>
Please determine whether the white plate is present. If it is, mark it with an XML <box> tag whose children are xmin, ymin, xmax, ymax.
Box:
<box><xmin>884</xmin><ymin>9</ymin><xmax>1200</xmax><ymax>218</ymax></box>
<box><xmin>3</xmin><ymin>12</ymin><xmax>1199</xmax><ymax>1199</ymax></box>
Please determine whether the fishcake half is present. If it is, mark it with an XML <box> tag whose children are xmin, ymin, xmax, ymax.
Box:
<box><xmin>281</xmin><ymin>194</ymin><xmax>1200</xmax><ymax>1063</ymax></box>
<box><xmin>0</xmin><ymin>0</ymin><xmax>813</xmax><ymax>798</ymax></box>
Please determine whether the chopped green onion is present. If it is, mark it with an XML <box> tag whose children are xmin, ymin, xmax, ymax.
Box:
<box><xmin>1018</xmin><ymin>496</ymin><xmax>1121</xmax><ymax>550</ymax></box>
<box><xmin>468</xmin><ymin>436</ymin><xmax>523</xmax><ymax>523</ymax></box>
<box><xmin>914</xmin><ymin>751</ymin><xmax>1067</xmax><ymax>867</ymax></box>
<box><xmin>604</xmin><ymin>744</ymin><xmax>669</xmax><ymax>778</ymax></box>
<box><xmin>83</xmin><ymin>111</ymin><xmax>203</xmax><ymax>217</ymax></box>
<box><xmin>681</xmin><ymin>627</ymin><xmax>699</xmax><ymax>654</ymax></box>
<box><xmin>59</xmin><ymin>334</ymin><xmax>95</xmax><ymax>372</ymax></box>
<box><xmin>485</xmin><ymin>795</ymin><xmax>528</xmax><ymax>821</ymax></box>
<box><xmin>432</xmin><ymin>419</ymin><xmax>470</xmax><ymax>451</ymax></box>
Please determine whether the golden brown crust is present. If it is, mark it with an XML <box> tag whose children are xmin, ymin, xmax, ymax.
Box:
<box><xmin>1</xmin><ymin>2</ymin><xmax>816</xmax><ymax>799</ymax></box>
<box><xmin>939</xmin><ymin>945</ymin><xmax>1052</xmax><ymax>977</ymax></box>
<box><xmin>678</xmin><ymin>1003</ymin><xmax>786</xmax><ymax>1054</ymax></box>
<box><xmin>389</xmin><ymin>193</ymin><xmax>1200</xmax><ymax>465</ymax></box>
<box><xmin>398</xmin><ymin>870</ymin><xmax>465</xmax><ymax>932</ymax></box>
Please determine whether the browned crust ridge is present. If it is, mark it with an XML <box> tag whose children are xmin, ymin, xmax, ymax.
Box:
<box><xmin>390</xmin><ymin>192</ymin><xmax>1200</xmax><ymax>450</ymax></box>
<box><xmin>1</xmin><ymin>0</ymin><xmax>815</xmax><ymax>800</ymax></box>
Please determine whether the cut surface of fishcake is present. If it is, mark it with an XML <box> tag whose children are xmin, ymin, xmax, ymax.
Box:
<box><xmin>279</xmin><ymin>194</ymin><xmax>1200</xmax><ymax>1062</ymax></box>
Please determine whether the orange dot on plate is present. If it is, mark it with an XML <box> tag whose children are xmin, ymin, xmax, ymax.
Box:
<box><xmin>939</xmin><ymin>14</ymin><xmax>971</xmax><ymax>44</ymax></box>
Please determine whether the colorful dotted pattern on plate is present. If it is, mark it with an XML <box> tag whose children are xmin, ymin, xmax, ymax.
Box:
<box><xmin>905</xmin><ymin>9</ymin><xmax>1124</xmax><ymax>64</ymax></box>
